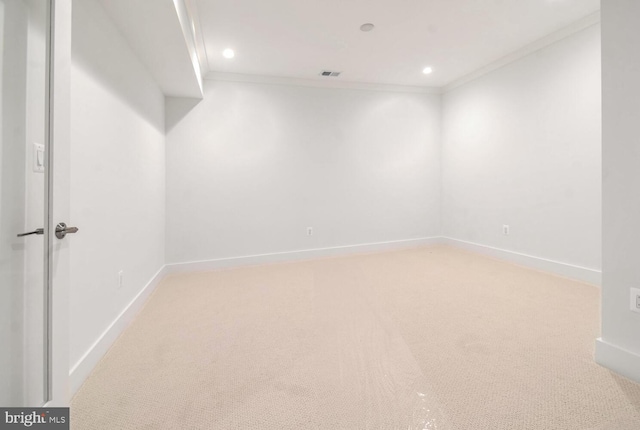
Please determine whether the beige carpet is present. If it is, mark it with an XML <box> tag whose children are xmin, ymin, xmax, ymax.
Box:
<box><xmin>71</xmin><ymin>246</ymin><xmax>640</xmax><ymax>429</ymax></box>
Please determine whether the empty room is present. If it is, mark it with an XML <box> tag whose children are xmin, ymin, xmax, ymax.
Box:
<box><xmin>2</xmin><ymin>0</ymin><xmax>640</xmax><ymax>429</ymax></box>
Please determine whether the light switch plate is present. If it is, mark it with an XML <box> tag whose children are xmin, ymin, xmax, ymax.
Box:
<box><xmin>631</xmin><ymin>288</ymin><xmax>640</xmax><ymax>314</ymax></box>
<box><xmin>33</xmin><ymin>143</ymin><xmax>44</xmax><ymax>173</ymax></box>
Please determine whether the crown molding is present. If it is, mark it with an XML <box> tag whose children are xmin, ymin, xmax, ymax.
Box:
<box><xmin>442</xmin><ymin>11</ymin><xmax>601</xmax><ymax>93</ymax></box>
<box><xmin>205</xmin><ymin>72</ymin><xmax>442</xmax><ymax>94</ymax></box>
<box><xmin>182</xmin><ymin>0</ymin><xmax>210</xmax><ymax>75</ymax></box>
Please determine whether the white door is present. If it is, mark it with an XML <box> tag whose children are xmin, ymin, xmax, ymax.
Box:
<box><xmin>0</xmin><ymin>0</ymin><xmax>71</xmax><ymax>407</ymax></box>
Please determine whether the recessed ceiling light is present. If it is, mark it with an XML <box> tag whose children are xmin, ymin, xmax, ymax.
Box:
<box><xmin>360</xmin><ymin>23</ymin><xmax>375</xmax><ymax>32</ymax></box>
<box><xmin>422</xmin><ymin>67</ymin><xmax>433</xmax><ymax>75</ymax></box>
<box><xmin>222</xmin><ymin>48</ymin><xmax>235</xmax><ymax>59</ymax></box>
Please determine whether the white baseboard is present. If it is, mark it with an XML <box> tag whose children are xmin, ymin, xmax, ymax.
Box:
<box><xmin>441</xmin><ymin>237</ymin><xmax>601</xmax><ymax>286</ymax></box>
<box><xmin>69</xmin><ymin>265</ymin><xmax>168</xmax><ymax>397</ymax></box>
<box><xmin>166</xmin><ymin>237</ymin><xmax>442</xmax><ymax>274</ymax></box>
<box><xmin>595</xmin><ymin>338</ymin><xmax>640</xmax><ymax>384</ymax></box>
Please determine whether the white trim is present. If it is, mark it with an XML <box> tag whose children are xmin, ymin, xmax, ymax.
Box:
<box><xmin>166</xmin><ymin>237</ymin><xmax>442</xmax><ymax>274</ymax></box>
<box><xmin>595</xmin><ymin>338</ymin><xmax>640</xmax><ymax>384</ymax></box>
<box><xmin>182</xmin><ymin>0</ymin><xmax>209</xmax><ymax>76</ymax></box>
<box><xmin>205</xmin><ymin>71</ymin><xmax>442</xmax><ymax>94</ymax></box>
<box><xmin>441</xmin><ymin>237</ymin><xmax>601</xmax><ymax>286</ymax></box>
<box><xmin>69</xmin><ymin>265</ymin><xmax>168</xmax><ymax>397</ymax></box>
<box><xmin>443</xmin><ymin>11</ymin><xmax>601</xmax><ymax>92</ymax></box>
<box><xmin>48</xmin><ymin>0</ymin><xmax>72</xmax><ymax>407</ymax></box>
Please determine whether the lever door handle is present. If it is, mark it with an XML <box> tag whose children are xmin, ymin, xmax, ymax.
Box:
<box><xmin>55</xmin><ymin>222</ymin><xmax>79</xmax><ymax>239</ymax></box>
<box><xmin>17</xmin><ymin>228</ymin><xmax>44</xmax><ymax>237</ymax></box>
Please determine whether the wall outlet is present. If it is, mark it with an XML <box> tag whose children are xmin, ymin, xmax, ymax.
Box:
<box><xmin>631</xmin><ymin>288</ymin><xmax>640</xmax><ymax>314</ymax></box>
<box><xmin>503</xmin><ymin>225</ymin><xmax>510</xmax><ymax>235</ymax></box>
<box><xmin>307</xmin><ymin>227</ymin><xmax>313</xmax><ymax>236</ymax></box>
<box><xmin>117</xmin><ymin>270</ymin><xmax>124</xmax><ymax>290</ymax></box>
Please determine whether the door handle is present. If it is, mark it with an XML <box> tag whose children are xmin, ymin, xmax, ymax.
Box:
<box><xmin>55</xmin><ymin>222</ymin><xmax>79</xmax><ymax>240</ymax></box>
<box><xmin>17</xmin><ymin>228</ymin><xmax>44</xmax><ymax>237</ymax></box>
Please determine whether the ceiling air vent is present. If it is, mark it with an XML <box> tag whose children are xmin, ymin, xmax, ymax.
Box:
<box><xmin>320</xmin><ymin>70</ymin><xmax>341</xmax><ymax>77</ymax></box>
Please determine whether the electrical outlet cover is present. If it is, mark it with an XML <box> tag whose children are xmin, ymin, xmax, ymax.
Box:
<box><xmin>631</xmin><ymin>288</ymin><xmax>640</xmax><ymax>314</ymax></box>
<box><xmin>33</xmin><ymin>143</ymin><xmax>45</xmax><ymax>173</ymax></box>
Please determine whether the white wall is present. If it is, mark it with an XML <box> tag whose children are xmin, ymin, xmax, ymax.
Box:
<box><xmin>597</xmin><ymin>0</ymin><xmax>640</xmax><ymax>383</ymax></box>
<box><xmin>70</xmin><ymin>0</ymin><xmax>165</xmax><ymax>375</ymax></box>
<box><xmin>166</xmin><ymin>81</ymin><xmax>441</xmax><ymax>264</ymax></box>
<box><xmin>441</xmin><ymin>24</ymin><xmax>601</xmax><ymax>272</ymax></box>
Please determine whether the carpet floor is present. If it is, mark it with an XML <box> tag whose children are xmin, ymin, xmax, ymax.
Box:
<box><xmin>71</xmin><ymin>246</ymin><xmax>640</xmax><ymax>429</ymax></box>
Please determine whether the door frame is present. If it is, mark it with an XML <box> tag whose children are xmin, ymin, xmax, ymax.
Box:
<box><xmin>45</xmin><ymin>0</ymin><xmax>71</xmax><ymax>407</ymax></box>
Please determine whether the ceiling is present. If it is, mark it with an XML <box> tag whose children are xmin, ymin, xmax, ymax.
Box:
<box><xmin>194</xmin><ymin>0</ymin><xmax>600</xmax><ymax>88</ymax></box>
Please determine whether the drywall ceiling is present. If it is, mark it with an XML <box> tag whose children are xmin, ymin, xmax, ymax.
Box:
<box><xmin>195</xmin><ymin>0</ymin><xmax>600</xmax><ymax>88</ymax></box>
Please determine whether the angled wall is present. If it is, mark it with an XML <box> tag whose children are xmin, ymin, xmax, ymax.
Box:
<box><xmin>69</xmin><ymin>0</ymin><xmax>166</xmax><ymax>392</ymax></box>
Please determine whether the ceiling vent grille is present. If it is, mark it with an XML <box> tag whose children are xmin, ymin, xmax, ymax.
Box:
<box><xmin>320</xmin><ymin>70</ymin><xmax>341</xmax><ymax>77</ymax></box>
